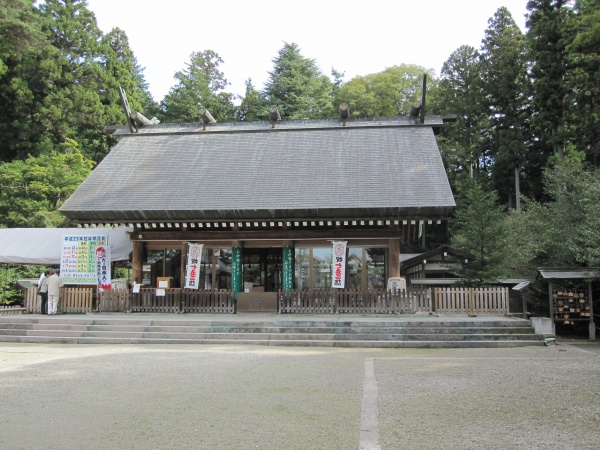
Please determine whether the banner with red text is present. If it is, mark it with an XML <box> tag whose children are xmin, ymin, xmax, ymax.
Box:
<box><xmin>95</xmin><ymin>245</ymin><xmax>111</xmax><ymax>292</ymax></box>
<box><xmin>331</xmin><ymin>241</ymin><xmax>347</xmax><ymax>289</ymax></box>
<box><xmin>184</xmin><ymin>243</ymin><xmax>204</xmax><ymax>289</ymax></box>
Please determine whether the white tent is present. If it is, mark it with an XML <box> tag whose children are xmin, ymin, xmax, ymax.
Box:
<box><xmin>0</xmin><ymin>228</ymin><xmax>133</xmax><ymax>264</ymax></box>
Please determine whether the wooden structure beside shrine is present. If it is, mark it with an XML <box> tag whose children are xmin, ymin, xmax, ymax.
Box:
<box><xmin>538</xmin><ymin>268</ymin><xmax>597</xmax><ymax>341</ymax></box>
<box><xmin>60</xmin><ymin>110</ymin><xmax>456</xmax><ymax>305</ymax></box>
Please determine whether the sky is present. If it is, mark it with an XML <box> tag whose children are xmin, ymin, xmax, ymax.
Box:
<box><xmin>86</xmin><ymin>0</ymin><xmax>530</xmax><ymax>103</ymax></box>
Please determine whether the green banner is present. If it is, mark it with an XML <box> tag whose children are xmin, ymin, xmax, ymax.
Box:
<box><xmin>282</xmin><ymin>246</ymin><xmax>294</xmax><ymax>291</ymax></box>
<box><xmin>231</xmin><ymin>246</ymin><xmax>242</xmax><ymax>294</ymax></box>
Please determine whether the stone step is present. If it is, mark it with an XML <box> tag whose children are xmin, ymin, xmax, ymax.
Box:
<box><xmin>5</xmin><ymin>328</ymin><xmax>539</xmax><ymax>342</ymax></box>
<box><xmin>0</xmin><ymin>334</ymin><xmax>544</xmax><ymax>348</ymax></box>
<box><xmin>0</xmin><ymin>323</ymin><xmax>536</xmax><ymax>335</ymax></box>
<box><xmin>0</xmin><ymin>315</ymin><xmax>542</xmax><ymax>348</ymax></box>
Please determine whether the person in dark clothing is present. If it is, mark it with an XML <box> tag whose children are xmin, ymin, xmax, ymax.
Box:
<box><xmin>38</xmin><ymin>270</ymin><xmax>50</xmax><ymax>314</ymax></box>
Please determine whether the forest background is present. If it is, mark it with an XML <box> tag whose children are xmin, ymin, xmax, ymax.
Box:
<box><xmin>0</xmin><ymin>0</ymin><xmax>599</xmax><ymax>306</ymax></box>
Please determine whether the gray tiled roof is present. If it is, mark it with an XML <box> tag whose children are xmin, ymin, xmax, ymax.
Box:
<box><xmin>60</xmin><ymin>117</ymin><xmax>455</xmax><ymax>222</ymax></box>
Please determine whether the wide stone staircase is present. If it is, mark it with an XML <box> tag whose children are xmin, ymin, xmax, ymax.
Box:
<box><xmin>0</xmin><ymin>314</ymin><xmax>544</xmax><ymax>348</ymax></box>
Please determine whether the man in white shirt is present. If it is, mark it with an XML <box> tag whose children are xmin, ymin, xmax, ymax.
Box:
<box><xmin>47</xmin><ymin>269</ymin><xmax>63</xmax><ymax>315</ymax></box>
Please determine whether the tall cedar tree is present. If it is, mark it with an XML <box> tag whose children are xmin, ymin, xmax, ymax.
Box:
<box><xmin>436</xmin><ymin>45</ymin><xmax>490</xmax><ymax>194</ymax></box>
<box><xmin>480</xmin><ymin>7</ymin><xmax>533</xmax><ymax>206</ymax></box>
<box><xmin>0</xmin><ymin>0</ymin><xmax>48</xmax><ymax>161</ymax></box>
<box><xmin>263</xmin><ymin>42</ymin><xmax>333</xmax><ymax>119</ymax></box>
<box><xmin>37</xmin><ymin>0</ymin><xmax>110</xmax><ymax>161</ymax></box>
<box><xmin>567</xmin><ymin>0</ymin><xmax>600</xmax><ymax>166</ymax></box>
<box><xmin>159</xmin><ymin>50</ymin><xmax>235</xmax><ymax>123</ymax></box>
<box><xmin>100</xmin><ymin>27</ymin><xmax>150</xmax><ymax>149</ymax></box>
<box><xmin>526</xmin><ymin>0</ymin><xmax>576</xmax><ymax>161</ymax></box>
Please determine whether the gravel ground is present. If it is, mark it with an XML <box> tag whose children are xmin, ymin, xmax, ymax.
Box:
<box><xmin>0</xmin><ymin>342</ymin><xmax>598</xmax><ymax>450</ymax></box>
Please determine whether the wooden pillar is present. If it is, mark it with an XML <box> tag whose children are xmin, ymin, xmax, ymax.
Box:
<box><xmin>282</xmin><ymin>240</ymin><xmax>294</xmax><ymax>291</ymax></box>
<box><xmin>388</xmin><ymin>238</ymin><xmax>400</xmax><ymax>279</ymax></box>
<box><xmin>548</xmin><ymin>281</ymin><xmax>554</xmax><ymax>320</ymax></box>
<box><xmin>231</xmin><ymin>241</ymin><xmax>242</xmax><ymax>296</ymax></box>
<box><xmin>180</xmin><ymin>242</ymin><xmax>187</xmax><ymax>289</ymax></box>
<box><xmin>588</xmin><ymin>281</ymin><xmax>595</xmax><ymax>341</ymax></box>
<box><xmin>132</xmin><ymin>240</ymin><xmax>143</xmax><ymax>285</ymax></box>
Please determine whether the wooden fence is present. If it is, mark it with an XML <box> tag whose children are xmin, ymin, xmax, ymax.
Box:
<box><xmin>279</xmin><ymin>288</ymin><xmax>433</xmax><ymax>314</ymax></box>
<box><xmin>20</xmin><ymin>286</ymin><xmax>509</xmax><ymax>316</ymax></box>
<box><xmin>23</xmin><ymin>287</ymin><xmax>39</xmax><ymax>313</ymax></box>
<box><xmin>22</xmin><ymin>287</ymin><xmax>93</xmax><ymax>313</ymax></box>
<box><xmin>88</xmin><ymin>289</ymin><xmax>237</xmax><ymax>313</ymax></box>
<box><xmin>434</xmin><ymin>287</ymin><xmax>509</xmax><ymax>315</ymax></box>
<box><xmin>59</xmin><ymin>287</ymin><xmax>94</xmax><ymax>313</ymax></box>
<box><xmin>0</xmin><ymin>305</ymin><xmax>27</xmax><ymax>314</ymax></box>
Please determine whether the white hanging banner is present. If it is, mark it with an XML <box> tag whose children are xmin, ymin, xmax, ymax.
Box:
<box><xmin>331</xmin><ymin>241</ymin><xmax>347</xmax><ymax>289</ymax></box>
<box><xmin>184</xmin><ymin>243</ymin><xmax>204</xmax><ymax>289</ymax></box>
<box><xmin>95</xmin><ymin>244</ymin><xmax>111</xmax><ymax>292</ymax></box>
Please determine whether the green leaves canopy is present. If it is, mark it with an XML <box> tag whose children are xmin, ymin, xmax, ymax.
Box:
<box><xmin>0</xmin><ymin>140</ymin><xmax>94</xmax><ymax>227</ymax></box>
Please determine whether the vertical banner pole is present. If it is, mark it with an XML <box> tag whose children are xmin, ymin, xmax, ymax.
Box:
<box><xmin>331</xmin><ymin>241</ymin><xmax>348</xmax><ymax>289</ymax></box>
<box><xmin>231</xmin><ymin>245</ymin><xmax>242</xmax><ymax>297</ymax></box>
<box><xmin>184</xmin><ymin>243</ymin><xmax>203</xmax><ymax>289</ymax></box>
<box><xmin>282</xmin><ymin>243</ymin><xmax>294</xmax><ymax>291</ymax></box>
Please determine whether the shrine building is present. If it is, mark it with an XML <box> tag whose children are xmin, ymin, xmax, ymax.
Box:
<box><xmin>60</xmin><ymin>105</ymin><xmax>456</xmax><ymax>295</ymax></box>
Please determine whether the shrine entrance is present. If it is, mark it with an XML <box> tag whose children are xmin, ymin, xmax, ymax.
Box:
<box><xmin>242</xmin><ymin>248</ymin><xmax>283</xmax><ymax>293</ymax></box>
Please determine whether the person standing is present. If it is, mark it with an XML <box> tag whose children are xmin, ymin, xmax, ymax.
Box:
<box><xmin>38</xmin><ymin>270</ymin><xmax>50</xmax><ymax>314</ymax></box>
<box><xmin>47</xmin><ymin>269</ymin><xmax>63</xmax><ymax>315</ymax></box>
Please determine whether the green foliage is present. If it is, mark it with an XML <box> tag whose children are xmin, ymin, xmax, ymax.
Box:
<box><xmin>0</xmin><ymin>1</ymin><xmax>154</xmax><ymax>164</ymax></box>
<box><xmin>503</xmin><ymin>159</ymin><xmax>600</xmax><ymax>280</ymax></box>
<box><xmin>159</xmin><ymin>50</ymin><xmax>235</xmax><ymax>123</ymax></box>
<box><xmin>338</xmin><ymin>64</ymin><xmax>436</xmax><ymax>117</ymax></box>
<box><xmin>0</xmin><ymin>139</ymin><xmax>94</xmax><ymax>227</ymax></box>
<box><xmin>0</xmin><ymin>263</ymin><xmax>41</xmax><ymax>305</ymax></box>
<box><xmin>436</xmin><ymin>45</ymin><xmax>490</xmax><ymax>194</ymax></box>
<box><xmin>527</xmin><ymin>0</ymin><xmax>576</xmax><ymax>160</ymax></box>
<box><xmin>263</xmin><ymin>42</ymin><xmax>333</xmax><ymax>119</ymax></box>
<box><xmin>567</xmin><ymin>0</ymin><xmax>600</xmax><ymax>166</ymax></box>
<box><xmin>480</xmin><ymin>7</ymin><xmax>533</xmax><ymax>206</ymax></box>
<box><xmin>450</xmin><ymin>180</ymin><xmax>510</xmax><ymax>283</ymax></box>
<box><xmin>235</xmin><ymin>79</ymin><xmax>268</xmax><ymax>121</ymax></box>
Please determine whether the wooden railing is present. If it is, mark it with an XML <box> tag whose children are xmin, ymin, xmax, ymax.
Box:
<box><xmin>22</xmin><ymin>286</ymin><xmax>509</xmax><ymax>316</ymax></box>
<box><xmin>434</xmin><ymin>287</ymin><xmax>509</xmax><ymax>315</ymax></box>
<box><xmin>97</xmin><ymin>289</ymin><xmax>130</xmax><ymax>312</ymax></box>
<box><xmin>22</xmin><ymin>287</ymin><xmax>93</xmax><ymax>313</ymax></box>
<box><xmin>97</xmin><ymin>289</ymin><xmax>235</xmax><ymax>314</ymax></box>
<box><xmin>23</xmin><ymin>287</ymin><xmax>39</xmax><ymax>313</ymax></box>
<box><xmin>279</xmin><ymin>288</ymin><xmax>433</xmax><ymax>314</ymax></box>
<box><xmin>60</xmin><ymin>287</ymin><xmax>94</xmax><ymax>313</ymax></box>
<box><xmin>0</xmin><ymin>305</ymin><xmax>27</xmax><ymax>314</ymax></box>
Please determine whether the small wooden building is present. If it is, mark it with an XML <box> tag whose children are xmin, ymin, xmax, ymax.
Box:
<box><xmin>60</xmin><ymin>114</ymin><xmax>455</xmax><ymax>297</ymax></box>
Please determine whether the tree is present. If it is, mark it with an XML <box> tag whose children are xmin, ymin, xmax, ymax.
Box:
<box><xmin>480</xmin><ymin>7</ymin><xmax>533</xmax><ymax>206</ymax></box>
<box><xmin>450</xmin><ymin>180</ymin><xmax>510</xmax><ymax>283</ymax></box>
<box><xmin>159</xmin><ymin>50</ymin><xmax>235</xmax><ymax>123</ymax></box>
<box><xmin>338</xmin><ymin>64</ymin><xmax>436</xmax><ymax>117</ymax></box>
<box><xmin>527</xmin><ymin>0</ymin><xmax>576</xmax><ymax>161</ymax></box>
<box><xmin>0</xmin><ymin>0</ymin><xmax>49</xmax><ymax>161</ymax></box>
<box><xmin>263</xmin><ymin>42</ymin><xmax>333</xmax><ymax>119</ymax></box>
<box><xmin>436</xmin><ymin>45</ymin><xmax>490</xmax><ymax>194</ymax></box>
<box><xmin>507</xmin><ymin>158</ymin><xmax>600</xmax><ymax>276</ymax></box>
<box><xmin>567</xmin><ymin>0</ymin><xmax>600</xmax><ymax>166</ymax></box>
<box><xmin>37</xmin><ymin>0</ymin><xmax>109</xmax><ymax>161</ymax></box>
<box><xmin>99</xmin><ymin>27</ymin><xmax>154</xmax><ymax>149</ymax></box>
<box><xmin>0</xmin><ymin>139</ymin><xmax>94</xmax><ymax>227</ymax></box>
<box><xmin>235</xmin><ymin>79</ymin><xmax>268</xmax><ymax>121</ymax></box>
<box><xmin>0</xmin><ymin>0</ymin><xmax>45</xmax><ymax>77</ymax></box>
